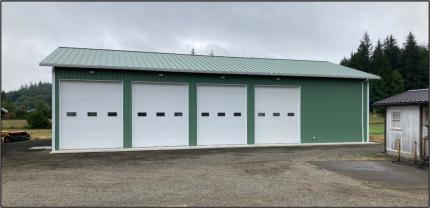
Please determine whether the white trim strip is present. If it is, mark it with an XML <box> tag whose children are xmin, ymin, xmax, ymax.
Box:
<box><xmin>367</xmin><ymin>80</ymin><xmax>370</xmax><ymax>142</ymax></box>
<box><xmin>52</xmin><ymin>68</ymin><xmax>56</xmax><ymax>151</ymax></box>
<box><xmin>51</xmin><ymin>142</ymin><xmax>378</xmax><ymax>154</ymax></box>
<box><xmin>361</xmin><ymin>80</ymin><xmax>364</xmax><ymax>142</ymax></box>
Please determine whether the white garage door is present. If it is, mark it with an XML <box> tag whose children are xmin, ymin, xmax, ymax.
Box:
<box><xmin>132</xmin><ymin>83</ymin><xmax>188</xmax><ymax>147</ymax></box>
<box><xmin>197</xmin><ymin>85</ymin><xmax>247</xmax><ymax>145</ymax></box>
<box><xmin>59</xmin><ymin>81</ymin><xmax>123</xmax><ymax>150</ymax></box>
<box><xmin>255</xmin><ymin>86</ymin><xmax>300</xmax><ymax>144</ymax></box>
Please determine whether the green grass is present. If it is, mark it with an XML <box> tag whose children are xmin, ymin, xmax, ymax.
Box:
<box><xmin>1</xmin><ymin>120</ymin><xmax>28</xmax><ymax>129</ymax></box>
<box><xmin>370</xmin><ymin>113</ymin><xmax>384</xmax><ymax>124</ymax></box>
<box><xmin>370</xmin><ymin>123</ymin><xmax>384</xmax><ymax>135</ymax></box>
<box><xmin>369</xmin><ymin>113</ymin><xmax>384</xmax><ymax>142</ymax></box>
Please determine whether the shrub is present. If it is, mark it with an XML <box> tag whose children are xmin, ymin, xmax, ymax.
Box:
<box><xmin>27</xmin><ymin>111</ymin><xmax>50</xmax><ymax>129</ymax></box>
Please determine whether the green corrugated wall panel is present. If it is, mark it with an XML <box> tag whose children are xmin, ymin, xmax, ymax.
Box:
<box><xmin>123</xmin><ymin>79</ymin><xmax>132</xmax><ymax>148</ymax></box>
<box><xmin>54</xmin><ymin>67</ymin><xmax>368</xmax><ymax>149</ymax></box>
<box><xmin>300</xmin><ymin>79</ymin><xmax>363</xmax><ymax>143</ymax></box>
<box><xmin>247</xmin><ymin>84</ymin><xmax>255</xmax><ymax>144</ymax></box>
<box><xmin>189</xmin><ymin>82</ymin><xmax>197</xmax><ymax>146</ymax></box>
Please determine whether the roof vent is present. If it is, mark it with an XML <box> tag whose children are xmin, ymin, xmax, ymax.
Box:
<box><xmin>210</xmin><ymin>50</ymin><xmax>214</xmax><ymax>56</ymax></box>
<box><xmin>191</xmin><ymin>48</ymin><xmax>195</xmax><ymax>55</ymax></box>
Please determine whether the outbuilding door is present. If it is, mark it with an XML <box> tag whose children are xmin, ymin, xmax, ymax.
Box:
<box><xmin>255</xmin><ymin>86</ymin><xmax>300</xmax><ymax>144</ymax></box>
<box><xmin>132</xmin><ymin>83</ymin><xmax>189</xmax><ymax>147</ymax></box>
<box><xmin>197</xmin><ymin>85</ymin><xmax>247</xmax><ymax>145</ymax></box>
<box><xmin>59</xmin><ymin>80</ymin><xmax>123</xmax><ymax>150</ymax></box>
<box><xmin>386</xmin><ymin>106</ymin><xmax>420</xmax><ymax>155</ymax></box>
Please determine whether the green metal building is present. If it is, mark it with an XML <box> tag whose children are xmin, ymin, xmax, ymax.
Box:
<box><xmin>40</xmin><ymin>47</ymin><xmax>379</xmax><ymax>152</ymax></box>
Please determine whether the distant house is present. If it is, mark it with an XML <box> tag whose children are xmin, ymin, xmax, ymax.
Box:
<box><xmin>373</xmin><ymin>89</ymin><xmax>429</xmax><ymax>160</ymax></box>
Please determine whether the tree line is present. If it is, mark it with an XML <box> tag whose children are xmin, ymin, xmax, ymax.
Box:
<box><xmin>1</xmin><ymin>81</ymin><xmax>51</xmax><ymax>128</ymax></box>
<box><xmin>340</xmin><ymin>32</ymin><xmax>429</xmax><ymax>104</ymax></box>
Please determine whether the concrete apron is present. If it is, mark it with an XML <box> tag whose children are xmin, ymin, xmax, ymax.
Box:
<box><xmin>48</xmin><ymin>142</ymin><xmax>378</xmax><ymax>154</ymax></box>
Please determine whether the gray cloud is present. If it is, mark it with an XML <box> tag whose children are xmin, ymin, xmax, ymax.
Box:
<box><xmin>2</xmin><ymin>2</ymin><xmax>428</xmax><ymax>91</ymax></box>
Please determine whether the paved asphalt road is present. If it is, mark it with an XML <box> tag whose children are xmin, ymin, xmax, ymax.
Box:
<box><xmin>1</xmin><ymin>140</ymin><xmax>428</xmax><ymax>207</ymax></box>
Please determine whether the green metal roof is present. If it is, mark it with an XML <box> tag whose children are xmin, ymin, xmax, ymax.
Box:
<box><xmin>40</xmin><ymin>47</ymin><xmax>379</xmax><ymax>80</ymax></box>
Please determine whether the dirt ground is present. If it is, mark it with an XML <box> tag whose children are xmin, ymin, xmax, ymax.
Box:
<box><xmin>1</xmin><ymin>140</ymin><xmax>428</xmax><ymax>207</ymax></box>
<box><xmin>2</xmin><ymin>129</ymin><xmax>51</xmax><ymax>140</ymax></box>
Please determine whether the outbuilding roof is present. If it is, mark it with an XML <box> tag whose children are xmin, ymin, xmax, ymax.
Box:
<box><xmin>373</xmin><ymin>89</ymin><xmax>429</xmax><ymax>107</ymax></box>
<box><xmin>40</xmin><ymin>47</ymin><xmax>379</xmax><ymax>80</ymax></box>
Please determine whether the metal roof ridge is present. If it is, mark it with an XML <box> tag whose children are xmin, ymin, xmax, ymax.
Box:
<box><xmin>57</xmin><ymin>46</ymin><xmax>331</xmax><ymax>63</ymax></box>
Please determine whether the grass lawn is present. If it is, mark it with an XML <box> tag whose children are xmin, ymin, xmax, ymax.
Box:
<box><xmin>1</xmin><ymin>120</ymin><xmax>28</xmax><ymax>129</ymax></box>
<box><xmin>2</xmin><ymin>120</ymin><xmax>51</xmax><ymax>140</ymax></box>
<box><xmin>369</xmin><ymin>113</ymin><xmax>384</xmax><ymax>143</ymax></box>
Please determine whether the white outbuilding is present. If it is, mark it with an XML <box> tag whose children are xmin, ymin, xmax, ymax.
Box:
<box><xmin>373</xmin><ymin>89</ymin><xmax>429</xmax><ymax>160</ymax></box>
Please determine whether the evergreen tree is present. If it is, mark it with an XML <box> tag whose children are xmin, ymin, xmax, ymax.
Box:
<box><xmin>399</xmin><ymin>32</ymin><xmax>425</xmax><ymax>90</ymax></box>
<box><xmin>340</xmin><ymin>32</ymin><xmax>427</xmax><ymax>104</ymax></box>
<box><xmin>342</xmin><ymin>32</ymin><xmax>373</xmax><ymax>72</ymax></box>
<box><xmin>418</xmin><ymin>44</ymin><xmax>429</xmax><ymax>88</ymax></box>
<box><xmin>369</xmin><ymin>40</ymin><xmax>392</xmax><ymax>102</ymax></box>
<box><xmin>383</xmin><ymin>35</ymin><xmax>401</xmax><ymax>70</ymax></box>
<box><xmin>339</xmin><ymin>56</ymin><xmax>350</xmax><ymax>66</ymax></box>
<box><xmin>387</xmin><ymin>70</ymin><xmax>405</xmax><ymax>95</ymax></box>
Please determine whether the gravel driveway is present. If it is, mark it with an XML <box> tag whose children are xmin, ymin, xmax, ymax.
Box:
<box><xmin>2</xmin><ymin>140</ymin><xmax>428</xmax><ymax>207</ymax></box>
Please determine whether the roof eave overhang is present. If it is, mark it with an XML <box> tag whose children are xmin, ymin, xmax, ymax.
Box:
<box><xmin>372</xmin><ymin>101</ymin><xmax>429</xmax><ymax>107</ymax></box>
<box><xmin>39</xmin><ymin>63</ymin><xmax>380</xmax><ymax>80</ymax></box>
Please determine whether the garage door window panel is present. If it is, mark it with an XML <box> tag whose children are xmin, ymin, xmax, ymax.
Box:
<box><xmin>66</xmin><ymin>112</ymin><xmax>77</xmax><ymax>117</ymax></box>
<box><xmin>108</xmin><ymin>112</ymin><xmax>117</xmax><ymax>117</ymax></box>
<box><xmin>87</xmin><ymin>112</ymin><xmax>97</xmax><ymax>117</ymax></box>
<box><xmin>218</xmin><ymin>112</ymin><xmax>226</xmax><ymax>117</ymax></box>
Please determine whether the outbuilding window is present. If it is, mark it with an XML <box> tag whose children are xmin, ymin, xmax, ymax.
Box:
<box><xmin>391</xmin><ymin>111</ymin><xmax>401</xmax><ymax>130</ymax></box>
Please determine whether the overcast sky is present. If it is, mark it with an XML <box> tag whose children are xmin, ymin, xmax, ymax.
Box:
<box><xmin>2</xmin><ymin>2</ymin><xmax>428</xmax><ymax>91</ymax></box>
